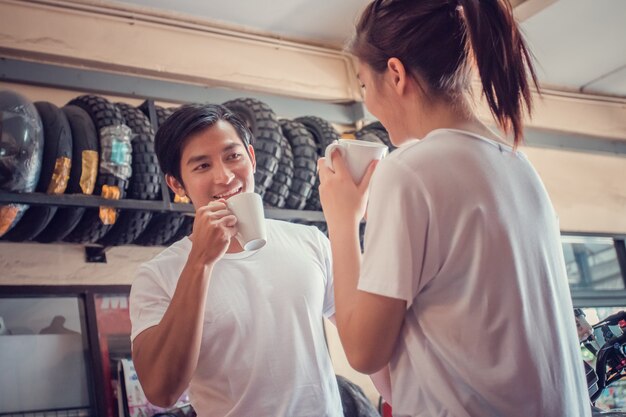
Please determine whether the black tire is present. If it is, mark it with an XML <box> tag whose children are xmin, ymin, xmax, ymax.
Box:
<box><xmin>98</xmin><ymin>103</ymin><xmax>160</xmax><ymax>247</ymax></box>
<box><xmin>4</xmin><ymin>102</ymin><xmax>72</xmax><ymax>242</ymax></box>
<box><xmin>263</xmin><ymin>132</ymin><xmax>293</xmax><ymax>208</ymax></box>
<box><xmin>133</xmin><ymin>106</ymin><xmax>186</xmax><ymax>246</ymax></box>
<box><xmin>356</xmin><ymin>122</ymin><xmax>395</xmax><ymax>151</ymax></box>
<box><xmin>63</xmin><ymin>95</ymin><xmax>129</xmax><ymax>244</ymax></box>
<box><xmin>165</xmin><ymin>216</ymin><xmax>193</xmax><ymax>245</ymax></box>
<box><xmin>133</xmin><ymin>212</ymin><xmax>186</xmax><ymax>246</ymax></box>
<box><xmin>156</xmin><ymin>106</ymin><xmax>176</xmax><ymax>128</ymax></box>
<box><xmin>36</xmin><ymin>105</ymin><xmax>99</xmax><ymax>243</ymax></box>
<box><xmin>223</xmin><ymin>98</ymin><xmax>283</xmax><ymax>197</ymax></box>
<box><xmin>138</xmin><ymin>101</ymin><xmax>176</xmax><ymax>131</ymax></box>
<box><xmin>293</xmin><ymin>116</ymin><xmax>339</xmax><ymax>211</ymax></box>
<box><xmin>280</xmin><ymin>120</ymin><xmax>317</xmax><ymax>210</ymax></box>
<box><xmin>294</xmin><ymin>115</ymin><xmax>340</xmax><ymax>156</ymax></box>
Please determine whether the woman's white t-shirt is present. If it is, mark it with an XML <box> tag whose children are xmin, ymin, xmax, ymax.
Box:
<box><xmin>360</xmin><ymin>129</ymin><xmax>590</xmax><ymax>417</ymax></box>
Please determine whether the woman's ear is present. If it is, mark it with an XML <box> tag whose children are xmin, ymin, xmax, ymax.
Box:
<box><xmin>165</xmin><ymin>174</ymin><xmax>186</xmax><ymax>198</ymax></box>
<box><xmin>387</xmin><ymin>57</ymin><xmax>407</xmax><ymax>95</ymax></box>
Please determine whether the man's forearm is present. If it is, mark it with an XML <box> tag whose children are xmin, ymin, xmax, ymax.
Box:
<box><xmin>133</xmin><ymin>261</ymin><xmax>213</xmax><ymax>406</ymax></box>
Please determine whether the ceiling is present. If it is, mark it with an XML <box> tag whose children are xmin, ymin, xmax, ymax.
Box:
<box><xmin>521</xmin><ymin>0</ymin><xmax>626</xmax><ymax>97</ymax></box>
<box><xmin>114</xmin><ymin>0</ymin><xmax>626</xmax><ymax>99</ymax></box>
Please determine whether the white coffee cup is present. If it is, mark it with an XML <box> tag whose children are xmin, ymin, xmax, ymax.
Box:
<box><xmin>226</xmin><ymin>192</ymin><xmax>267</xmax><ymax>251</ymax></box>
<box><xmin>324</xmin><ymin>139</ymin><xmax>388</xmax><ymax>183</ymax></box>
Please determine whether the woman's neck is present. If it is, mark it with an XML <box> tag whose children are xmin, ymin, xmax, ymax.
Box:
<box><xmin>398</xmin><ymin>96</ymin><xmax>505</xmax><ymax>145</ymax></box>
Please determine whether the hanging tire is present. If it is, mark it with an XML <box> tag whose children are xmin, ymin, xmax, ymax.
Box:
<box><xmin>356</xmin><ymin>121</ymin><xmax>395</xmax><ymax>151</ymax></box>
<box><xmin>4</xmin><ymin>101</ymin><xmax>72</xmax><ymax>242</ymax></box>
<box><xmin>98</xmin><ymin>103</ymin><xmax>160</xmax><ymax>247</ymax></box>
<box><xmin>36</xmin><ymin>105</ymin><xmax>100</xmax><ymax>243</ymax></box>
<box><xmin>0</xmin><ymin>90</ymin><xmax>44</xmax><ymax>237</ymax></box>
<box><xmin>63</xmin><ymin>95</ymin><xmax>130</xmax><ymax>244</ymax></box>
<box><xmin>134</xmin><ymin>105</ymin><xmax>187</xmax><ymax>246</ymax></box>
<box><xmin>280</xmin><ymin>120</ymin><xmax>317</xmax><ymax>210</ymax></box>
<box><xmin>223</xmin><ymin>98</ymin><xmax>282</xmax><ymax>197</ymax></box>
<box><xmin>293</xmin><ymin>116</ymin><xmax>339</xmax><ymax>211</ymax></box>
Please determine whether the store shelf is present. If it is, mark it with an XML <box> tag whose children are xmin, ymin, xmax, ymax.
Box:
<box><xmin>0</xmin><ymin>191</ymin><xmax>326</xmax><ymax>222</ymax></box>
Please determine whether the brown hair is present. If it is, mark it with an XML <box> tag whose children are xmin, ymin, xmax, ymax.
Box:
<box><xmin>348</xmin><ymin>0</ymin><xmax>539</xmax><ymax>146</ymax></box>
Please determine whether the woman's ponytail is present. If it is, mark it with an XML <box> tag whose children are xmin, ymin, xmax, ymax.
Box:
<box><xmin>459</xmin><ymin>0</ymin><xmax>539</xmax><ymax>146</ymax></box>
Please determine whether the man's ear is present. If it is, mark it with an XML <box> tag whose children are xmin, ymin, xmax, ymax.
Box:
<box><xmin>387</xmin><ymin>57</ymin><xmax>407</xmax><ymax>95</ymax></box>
<box><xmin>248</xmin><ymin>144</ymin><xmax>257</xmax><ymax>173</ymax></box>
<box><xmin>165</xmin><ymin>174</ymin><xmax>186</xmax><ymax>198</ymax></box>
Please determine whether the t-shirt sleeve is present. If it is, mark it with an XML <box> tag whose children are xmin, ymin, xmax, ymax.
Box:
<box><xmin>358</xmin><ymin>159</ymin><xmax>434</xmax><ymax>309</ymax></box>
<box><xmin>316</xmin><ymin>228</ymin><xmax>336</xmax><ymax>319</ymax></box>
<box><xmin>129</xmin><ymin>265</ymin><xmax>171</xmax><ymax>342</ymax></box>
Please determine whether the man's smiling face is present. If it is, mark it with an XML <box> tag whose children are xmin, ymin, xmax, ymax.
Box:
<box><xmin>168</xmin><ymin>119</ymin><xmax>256</xmax><ymax>210</ymax></box>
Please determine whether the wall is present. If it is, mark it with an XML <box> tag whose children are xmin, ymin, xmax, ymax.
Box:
<box><xmin>0</xmin><ymin>0</ymin><xmax>360</xmax><ymax>102</ymax></box>
<box><xmin>524</xmin><ymin>146</ymin><xmax>626</xmax><ymax>234</ymax></box>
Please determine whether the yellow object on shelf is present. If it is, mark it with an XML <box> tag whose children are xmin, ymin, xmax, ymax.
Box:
<box><xmin>99</xmin><ymin>184</ymin><xmax>121</xmax><ymax>225</ymax></box>
<box><xmin>47</xmin><ymin>156</ymin><xmax>71</xmax><ymax>195</ymax></box>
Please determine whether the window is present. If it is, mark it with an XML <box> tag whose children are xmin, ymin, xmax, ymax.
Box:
<box><xmin>0</xmin><ymin>297</ymin><xmax>93</xmax><ymax>416</ymax></box>
<box><xmin>563</xmin><ymin>235</ymin><xmax>624</xmax><ymax>291</ymax></box>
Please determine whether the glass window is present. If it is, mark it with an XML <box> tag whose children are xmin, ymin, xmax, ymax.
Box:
<box><xmin>0</xmin><ymin>297</ymin><xmax>93</xmax><ymax>416</ymax></box>
<box><xmin>562</xmin><ymin>236</ymin><xmax>624</xmax><ymax>291</ymax></box>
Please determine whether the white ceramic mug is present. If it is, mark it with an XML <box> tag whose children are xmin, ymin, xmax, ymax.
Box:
<box><xmin>226</xmin><ymin>192</ymin><xmax>267</xmax><ymax>251</ymax></box>
<box><xmin>324</xmin><ymin>139</ymin><xmax>388</xmax><ymax>183</ymax></box>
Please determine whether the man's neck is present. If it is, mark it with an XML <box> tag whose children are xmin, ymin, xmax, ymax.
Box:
<box><xmin>187</xmin><ymin>234</ymin><xmax>245</xmax><ymax>254</ymax></box>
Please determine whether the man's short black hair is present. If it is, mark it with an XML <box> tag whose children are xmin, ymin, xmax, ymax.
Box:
<box><xmin>154</xmin><ymin>103</ymin><xmax>253</xmax><ymax>184</ymax></box>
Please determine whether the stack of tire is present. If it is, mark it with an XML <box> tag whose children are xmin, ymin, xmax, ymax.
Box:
<box><xmin>1</xmin><ymin>91</ymin><xmax>375</xmax><ymax>246</ymax></box>
<box><xmin>0</xmin><ymin>93</ymin><xmax>173</xmax><ymax>246</ymax></box>
<box><xmin>1</xmin><ymin>94</ymin><xmax>115</xmax><ymax>243</ymax></box>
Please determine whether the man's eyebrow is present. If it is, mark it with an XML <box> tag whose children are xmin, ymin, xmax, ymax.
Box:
<box><xmin>186</xmin><ymin>154</ymin><xmax>210</xmax><ymax>166</ymax></box>
<box><xmin>185</xmin><ymin>142</ymin><xmax>244</xmax><ymax>166</ymax></box>
<box><xmin>222</xmin><ymin>142</ymin><xmax>244</xmax><ymax>153</ymax></box>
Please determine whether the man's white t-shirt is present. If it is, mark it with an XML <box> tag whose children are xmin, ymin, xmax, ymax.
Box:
<box><xmin>130</xmin><ymin>219</ymin><xmax>342</xmax><ymax>417</ymax></box>
<box><xmin>360</xmin><ymin>129</ymin><xmax>590</xmax><ymax>417</ymax></box>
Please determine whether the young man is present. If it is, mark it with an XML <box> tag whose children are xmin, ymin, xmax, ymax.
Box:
<box><xmin>129</xmin><ymin>104</ymin><xmax>343</xmax><ymax>417</ymax></box>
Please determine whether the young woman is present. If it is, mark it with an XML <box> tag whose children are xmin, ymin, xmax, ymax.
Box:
<box><xmin>318</xmin><ymin>1</ymin><xmax>590</xmax><ymax>416</ymax></box>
